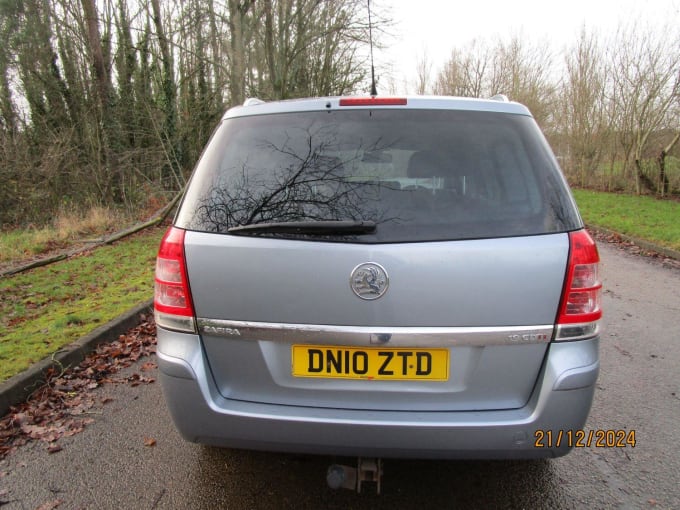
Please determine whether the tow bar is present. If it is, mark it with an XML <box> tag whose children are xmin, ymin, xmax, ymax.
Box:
<box><xmin>326</xmin><ymin>458</ymin><xmax>383</xmax><ymax>494</ymax></box>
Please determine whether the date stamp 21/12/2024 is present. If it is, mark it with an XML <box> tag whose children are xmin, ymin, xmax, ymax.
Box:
<box><xmin>534</xmin><ymin>429</ymin><xmax>636</xmax><ymax>448</ymax></box>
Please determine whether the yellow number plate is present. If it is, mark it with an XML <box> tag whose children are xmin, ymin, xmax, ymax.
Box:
<box><xmin>291</xmin><ymin>345</ymin><xmax>449</xmax><ymax>381</ymax></box>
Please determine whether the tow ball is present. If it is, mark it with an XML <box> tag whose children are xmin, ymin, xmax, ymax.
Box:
<box><xmin>326</xmin><ymin>458</ymin><xmax>383</xmax><ymax>494</ymax></box>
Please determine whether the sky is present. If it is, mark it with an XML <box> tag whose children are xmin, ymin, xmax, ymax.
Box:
<box><xmin>371</xmin><ymin>0</ymin><xmax>680</xmax><ymax>94</ymax></box>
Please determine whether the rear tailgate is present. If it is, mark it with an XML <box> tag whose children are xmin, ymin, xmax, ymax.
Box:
<box><xmin>185</xmin><ymin>231</ymin><xmax>568</xmax><ymax>412</ymax></box>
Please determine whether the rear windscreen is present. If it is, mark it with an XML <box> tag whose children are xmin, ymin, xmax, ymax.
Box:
<box><xmin>176</xmin><ymin>109</ymin><xmax>581</xmax><ymax>242</ymax></box>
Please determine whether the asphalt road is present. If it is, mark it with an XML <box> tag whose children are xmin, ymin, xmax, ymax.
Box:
<box><xmin>1</xmin><ymin>242</ymin><xmax>679</xmax><ymax>509</ymax></box>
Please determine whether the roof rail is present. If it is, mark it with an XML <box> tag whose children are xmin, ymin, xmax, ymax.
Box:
<box><xmin>243</xmin><ymin>98</ymin><xmax>265</xmax><ymax>106</ymax></box>
<box><xmin>489</xmin><ymin>94</ymin><xmax>509</xmax><ymax>102</ymax></box>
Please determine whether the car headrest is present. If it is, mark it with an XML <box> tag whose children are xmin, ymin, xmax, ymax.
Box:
<box><xmin>407</xmin><ymin>151</ymin><xmax>444</xmax><ymax>178</ymax></box>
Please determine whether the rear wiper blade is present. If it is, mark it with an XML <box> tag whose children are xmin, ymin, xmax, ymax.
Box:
<box><xmin>228</xmin><ymin>220</ymin><xmax>376</xmax><ymax>235</ymax></box>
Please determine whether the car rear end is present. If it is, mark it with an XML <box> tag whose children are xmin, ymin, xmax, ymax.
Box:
<box><xmin>154</xmin><ymin>96</ymin><xmax>601</xmax><ymax>459</ymax></box>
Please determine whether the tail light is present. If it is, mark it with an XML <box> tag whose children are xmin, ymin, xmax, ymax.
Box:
<box><xmin>154</xmin><ymin>227</ymin><xmax>197</xmax><ymax>333</ymax></box>
<box><xmin>555</xmin><ymin>230</ymin><xmax>602</xmax><ymax>341</ymax></box>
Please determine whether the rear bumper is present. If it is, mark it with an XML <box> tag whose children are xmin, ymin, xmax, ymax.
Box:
<box><xmin>156</xmin><ymin>328</ymin><xmax>598</xmax><ymax>459</ymax></box>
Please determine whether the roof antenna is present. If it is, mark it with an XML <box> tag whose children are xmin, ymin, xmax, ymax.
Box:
<box><xmin>367</xmin><ymin>0</ymin><xmax>378</xmax><ymax>96</ymax></box>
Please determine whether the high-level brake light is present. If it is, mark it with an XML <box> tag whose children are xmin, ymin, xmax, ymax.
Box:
<box><xmin>339</xmin><ymin>97</ymin><xmax>407</xmax><ymax>106</ymax></box>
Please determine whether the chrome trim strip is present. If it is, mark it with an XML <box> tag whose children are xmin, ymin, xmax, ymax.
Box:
<box><xmin>197</xmin><ymin>318</ymin><xmax>554</xmax><ymax>347</ymax></box>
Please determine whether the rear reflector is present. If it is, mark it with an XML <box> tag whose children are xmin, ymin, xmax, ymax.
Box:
<box><xmin>555</xmin><ymin>230</ymin><xmax>602</xmax><ymax>340</ymax></box>
<box><xmin>339</xmin><ymin>97</ymin><xmax>407</xmax><ymax>106</ymax></box>
<box><xmin>154</xmin><ymin>227</ymin><xmax>196</xmax><ymax>333</ymax></box>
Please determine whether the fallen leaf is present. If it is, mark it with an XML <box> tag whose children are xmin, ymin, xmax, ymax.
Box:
<box><xmin>47</xmin><ymin>444</ymin><xmax>62</xmax><ymax>454</ymax></box>
<box><xmin>140</xmin><ymin>361</ymin><xmax>157</xmax><ymax>372</ymax></box>
<box><xmin>144</xmin><ymin>437</ymin><xmax>157</xmax><ymax>447</ymax></box>
<box><xmin>35</xmin><ymin>500</ymin><xmax>63</xmax><ymax>510</ymax></box>
<box><xmin>0</xmin><ymin>318</ymin><xmax>157</xmax><ymax>460</ymax></box>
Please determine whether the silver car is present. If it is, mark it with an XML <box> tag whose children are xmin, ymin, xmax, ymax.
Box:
<box><xmin>154</xmin><ymin>96</ymin><xmax>601</xmax><ymax>459</ymax></box>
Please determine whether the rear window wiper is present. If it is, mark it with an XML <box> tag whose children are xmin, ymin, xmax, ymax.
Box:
<box><xmin>228</xmin><ymin>220</ymin><xmax>376</xmax><ymax>236</ymax></box>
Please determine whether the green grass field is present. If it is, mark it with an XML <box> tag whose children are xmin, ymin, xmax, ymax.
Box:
<box><xmin>0</xmin><ymin>228</ymin><xmax>163</xmax><ymax>382</ymax></box>
<box><xmin>572</xmin><ymin>189</ymin><xmax>680</xmax><ymax>252</ymax></box>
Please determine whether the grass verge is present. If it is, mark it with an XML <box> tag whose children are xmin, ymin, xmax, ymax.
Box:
<box><xmin>572</xmin><ymin>189</ymin><xmax>680</xmax><ymax>252</ymax></box>
<box><xmin>0</xmin><ymin>206</ymin><xmax>131</xmax><ymax>265</ymax></box>
<box><xmin>0</xmin><ymin>228</ymin><xmax>163</xmax><ymax>382</ymax></box>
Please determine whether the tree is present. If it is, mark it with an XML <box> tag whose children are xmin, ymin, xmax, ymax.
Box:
<box><xmin>227</xmin><ymin>0</ymin><xmax>254</xmax><ymax>106</ymax></box>
<box><xmin>414</xmin><ymin>50</ymin><xmax>432</xmax><ymax>95</ymax></box>
<box><xmin>150</xmin><ymin>0</ymin><xmax>182</xmax><ymax>187</ymax></box>
<box><xmin>0</xmin><ymin>12</ymin><xmax>16</xmax><ymax>136</ymax></box>
<box><xmin>559</xmin><ymin>28</ymin><xmax>609</xmax><ymax>187</ymax></box>
<box><xmin>433</xmin><ymin>36</ymin><xmax>555</xmax><ymax>127</ymax></box>
<box><xmin>258</xmin><ymin>0</ymin><xmax>368</xmax><ymax>100</ymax></box>
<box><xmin>609</xmin><ymin>24</ymin><xmax>680</xmax><ymax>194</ymax></box>
<box><xmin>656</xmin><ymin>131</ymin><xmax>679</xmax><ymax>197</ymax></box>
<box><xmin>433</xmin><ymin>40</ymin><xmax>491</xmax><ymax>98</ymax></box>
